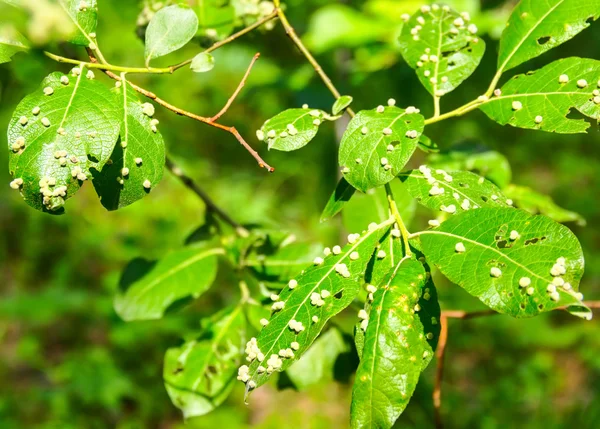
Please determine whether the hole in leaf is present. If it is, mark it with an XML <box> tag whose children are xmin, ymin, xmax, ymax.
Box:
<box><xmin>459</xmin><ymin>182</ymin><xmax>469</xmax><ymax>188</ymax></box>
<box><xmin>172</xmin><ymin>366</ymin><xmax>184</xmax><ymax>375</ymax></box>
<box><xmin>520</xmin><ymin>303</ymin><xmax>526</xmax><ymax>310</ymax></box>
<box><xmin>87</xmin><ymin>154</ymin><xmax>99</xmax><ymax>163</ymax></box>
<box><xmin>524</xmin><ymin>236</ymin><xmax>547</xmax><ymax>246</ymax></box>
<box><xmin>537</xmin><ymin>36</ymin><xmax>551</xmax><ymax>45</ymax></box>
<box><xmin>586</xmin><ymin>16</ymin><xmax>595</xmax><ymax>24</ymax></box>
<box><xmin>481</xmin><ymin>196</ymin><xmax>489</xmax><ymax>202</ymax></box>
<box><xmin>334</xmin><ymin>291</ymin><xmax>344</xmax><ymax>299</ymax></box>
<box><xmin>497</xmin><ymin>240</ymin><xmax>514</xmax><ymax>249</ymax></box>
<box><xmin>448</xmin><ymin>60</ymin><xmax>456</xmax><ymax>67</ymax></box>
<box><xmin>538</xmin><ymin>304</ymin><xmax>544</xmax><ymax>310</ymax></box>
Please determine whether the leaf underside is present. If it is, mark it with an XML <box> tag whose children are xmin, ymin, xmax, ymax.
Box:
<box><xmin>260</xmin><ymin>108</ymin><xmax>327</xmax><ymax>151</ymax></box>
<box><xmin>145</xmin><ymin>4</ymin><xmax>199</xmax><ymax>63</ymax></box>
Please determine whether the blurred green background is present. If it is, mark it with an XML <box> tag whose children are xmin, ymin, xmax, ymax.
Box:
<box><xmin>1</xmin><ymin>0</ymin><xmax>599</xmax><ymax>428</ymax></box>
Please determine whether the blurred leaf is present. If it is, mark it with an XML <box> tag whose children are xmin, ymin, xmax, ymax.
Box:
<box><xmin>114</xmin><ymin>246</ymin><xmax>223</xmax><ymax>321</ymax></box>
<box><xmin>417</xmin><ymin>134</ymin><xmax>439</xmax><ymax>153</ymax></box>
<box><xmin>398</xmin><ymin>4</ymin><xmax>485</xmax><ymax>96</ymax></box>
<box><xmin>164</xmin><ymin>306</ymin><xmax>246</xmax><ymax>418</ymax></box>
<box><xmin>332</xmin><ymin>95</ymin><xmax>353</xmax><ymax>115</ymax></box>
<box><xmin>419</xmin><ymin>207</ymin><xmax>590</xmax><ymax>319</ymax></box>
<box><xmin>92</xmin><ymin>82</ymin><xmax>165</xmax><ymax>210</ymax></box>
<box><xmin>504</xmin><ymin>184</ymin><xmax>586</xmax><ymax>226</ymax></box>
<box><xmin>243</xmin><ymin>219</ymin><xmax>393</xmax><ymax>392</ymax></box>
<box><xmin>260</xmin><ymin>107</ymin><xmax>327</xmax><ymax>151</ymax></box>
<box><xmin>286</xmin><ymin>328</ymin><xmax>349</xmax><ymax>390</ymax></box>
<box><xmin>497</xmin><ymin>0</ymin><xmax>600</xmax><ymax>73</ymax></box>
<box><xmin>320</xmin><ymin>177</ymin><xmax>356</xmax><ymax>223</ymax></box>
<box><xmin>339</xmin><ymin>106</ymin><xmax>424</xmax><ymax>192</ymax></box>
<box><xmin>194</xmin><ymin>0</ymin><xmax>235</xmax><ymax>40</ymax></box>
<box><xmin>7</xmin><ymin>70</ymin><xmax>121</xmax><ymax>213</ymax></box>
<box><xmin>59</xmin><ymin>0</ymin><xmax>98</xmax><ymax>46</ymax></box>
<box><xmin>145</xmin><ymin>4</ymin><xmax>198</xmax><ymax>65</ymax></box>
<box><xmin>351</xmin><ymin>258</ymin><xmax>428</xmax><ymax>428</ymax></box>
<box><xmin>244</xmin><ymin>241</ymin><xmax>322</xmax><ymax>282</ymax></box>
<box><xmin>0</xmin><ymin>26</ymin><xmax>29</xmax><ymax>64</ymax></box>
<box><xmin>190</xmin><ymin>52</ymin><xmax>215</xmax><ymax>72</ymax></box>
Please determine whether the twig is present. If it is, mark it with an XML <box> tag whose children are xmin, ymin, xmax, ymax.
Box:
<box><xmin>433</xmin><ymin>301</ymin><xmax>600</xmax><ymax>428</ymax></box>
<box><xmin>210</xmin><ymin>53</ymin><xmax>260</xmax><ymax>122</ymax></box>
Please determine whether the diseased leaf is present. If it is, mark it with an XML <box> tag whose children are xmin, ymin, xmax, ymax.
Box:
<box><xmin>339</xmin><ymin>106</ymin><xmax>424</xmax><ymax>192</ymax></box>
<box><xmin>398</xmin><ymin>5</ymin><xmax>485</xmax><ymax>96</ymax></box>
<box><xmin>419</xmin><ymin>207</ymin><xmax>590</xmax><ymax>319</ymax></box>
<box><xmin>190</xmin><ymin>52</ymin><xmax>215</xmax><ymax>73</ymax></box>
<box><xmin>332</xmin><ymin>95</ymin><xmax>353</xmax><ymax>115</ymax></box>
<box><xmin>60</xmin><ymin>0</ymin><xmax>98</xmax><ymax>46</ymax></box>
<box><xmin>240</xmin><ymin>218</ymin><xmax>394</xmax><ymax>393</ymax></box>
<box><xmin>92</xmin><ymin>82</ymin><xmax>165</xmax><ymax>210</ymax></box>
<box><xmin>145</xmin><ymin>5</ymin><xmax>198</xmax><ymax>64</ymax></box>
<box><xmin>7</xmin><ymin>70</ymin><xmax>120</xmax><ymax>213</ymax></box>
<box><xmin>504</xmin><ymin>184</ymin><xmax>586</xmax><ymax>226</ymax></box>
<box><xmin>259</xmin><ymin>107</ymin><xmax>328</xmax><ymax>151</ymax></box>
<box><xmin>114</xmin><ymin>246</ymin><xmax>223</xmax><ymax>321</ymax></box>
<box><xmin>399</xmin><ymin>167</ymin><xmax>511</xmax><ymax>215</ymax></box>
<box><xmin>194</xmin><ymin>0</ymin><xmax>235</xmax><ymax>40</ymax></box>
<box><xmin>164</xmin><ymin>306</ymin><xmax>246</xmax><ymax>418</ymax></box>
<box><xmin>320</xmin><ymin>177</ymin><xmax>356</xmax><ymax>223</ymax></box>
<box><xmin>286</xmin><ymin>328</ymin><xmax>349</xmax><ymax>390</ymax></box>
<box><xmin>480</xmin><ymin>58</ymin><xmax>600</xmax><ymax>133</ymax></box>
<box><xmin>497</xmin><ymin>0</ymin><xmax>600</xmax><ymax>73</ymax></box>
<box><xmin>0</xmin><ymin>26</ymin><xmax>29</xmax><ymax>64</ymax></box>
<box><xmin>351</xmin><ymin>258</ymin><xmax>429</xmax><ymax>428</ymax></box>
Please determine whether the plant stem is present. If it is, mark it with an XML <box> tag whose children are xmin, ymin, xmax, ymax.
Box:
<box><xmin>45</xmin><ymin>51</ymin><xmax>175</xmax><ymax>74</ymax></box>
<box><xmin>384</xmin><ymin>183</ymin><xmax>412</xmax><ymax>256</ymax></box>
<box><xmin>433</xmin><ymin>96</ymin><xmax>441</xmax><ymax>117</ymax></box>
<box><xmin>273</xmin><ymin>1</ymin><xmax>355</xmax><ymax>117</ymax></box>
<box><xmin>423</xmin><ymin>97</ymin><xmax>482</xmax><ymax>125</ymax></box>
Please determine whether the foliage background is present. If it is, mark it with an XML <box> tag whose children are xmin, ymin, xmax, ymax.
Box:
<box><xmin>1</xmin><ymin>0</ymin><xmax>599</xmax><ymax>427</ymax></box>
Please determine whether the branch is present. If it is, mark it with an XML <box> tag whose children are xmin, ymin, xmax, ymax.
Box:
<box><xmin>433</xmin><ymin>301</ymin><xmax>600</xmax><ymax>429</ymax></box>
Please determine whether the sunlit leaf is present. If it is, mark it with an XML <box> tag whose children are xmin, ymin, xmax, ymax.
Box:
<box><xmin>339</xmin><ymin>106</ymin><xmax>424</xmax><ymax>192</ymax></box>
<box><xmin>7</xmin><ymin>70</ymin><xmax>120</xmax><ymax>213</ymax></box>
<box><xmin>320</xmin><ymin>177</ymin><xmax>356</xmax><ymax>223</ymax></box>
<box><xmin>59</xmin><ymin>0</ymin><xmax>98</xmax><ymax>46</ymax></box>
<box><xmin>190</xmin><ymin>52</ymin><xmax>215</xmax><ymax>73</ymax></box>
<box><xmin>0</xmin><ymin>26</ymin><xmax>28</xmax><ymax>64</ymax></box>
<box><xmin>480</xmin><ymin>58</ymin><xmax>600</xmax><ymax>133</ymax></box>
<box><xmin>419</xmin><ymin>207</ymin><xmax>590</xmax><ymax>319</ymax></box>
<box><xmin>259</xmin><ymin>107</ymin><xmax>328</xmax><ymax>151</ymax></box>
<box><xmin>145</xmin><ymin>4</ymin><xmax>198</xmax><ymax>65</ymax></box>
<box><xmin>398</xmin><ymin>4</ymin><xmax>485</xmax><ymax>96</ymax></box>
<box><xmin>332</xmin><ymin>95</ymin><xmax>353</xmax><ymax>115</ymax></box>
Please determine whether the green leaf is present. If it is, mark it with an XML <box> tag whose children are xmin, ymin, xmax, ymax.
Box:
<box><xmin>244</xmin><ymin>242</ymin><xmax>323</xmax><ymax>282</ymax></box>
<box><xmin>480</xmin><ymin>57</ymin><xmax>600</xmax><ymax>133</ymax></box>
<box><xmin>59</xmin><ymin>0</ymin><xmax>98</xmax><ymax>46</ymax></box>
<box><xmin>416</xmin><ymin>263</ymin><xmax>441</xmax><ymax>370</ymax></box>
<box><xmin>7</xmin><ymin>70</ymin><xmax>121</xmax><ymax>213</ymax></box>
<box><xmin>190</xmin><ymin>52</ymin><xmax>215</xmax><ymax>73</ymax></box>
<box><xmin>144</xmin><ymin>5</ymin><xmax>198</xmax><ymax>65</ymax></box>
<box><xmin>0</xmin><ymin>26</ymin><xmax>28</xmax><ymax>64</ymax></box>
<box><xmin>504</xmin><ymin>184</ymin><xmax>586</xmax><ymax>226</ymax></box>
<box><xmin>417</xmin><ymin>134</ymin><xmax>439</xmax><ymax>153</ymax></box>
<box><xmin>194</xmin><ymin>0</ymin><xmax>235</xmax><ymax>40</ymax></box>
<box><xmin>332</xmin><ymin>95</ymin><xmax>353</xmax><ymax>115</ymax></box>
<box><xmin>259</xmin><ymin>107</ymin><xmax>328</xmax><ymax>151</ymax></box>
<box><xmin>240</xmin><ymin>218</ymin><xmax>394</xmax><ymax>393</ymax></box>
<box><xmin>419</xmin><ymin>207</ymin><xmax>590</xmax><ymax>319</ymax></box>
<box><xmin>339</xmin><ymin>106</ymin><xmax>424</xmax><ymax>192</ymax></box>
<box><xmin>497</xmin><ymin>0</ymin><xmax>600</xmax><ymax>73</ymax></box>
<box><xmin>398</xmin><ymin>5</ymin><xmax>485</xmax><ymax>96</ymax></box>
<box><xmin>164</xmin><ymin>306</ymin><xmax>246</xmax><ymax>418</ymax></box>
<box><xmin>399</xmin><ymin>167</ymin><xmax>511</xmax><ymax>215</ymax></box>
<box><xmin>92</xmin><ymin>82</ymin><xmax>165</xmax><ymax>210</ymax></box>
<box><xmin>114</xmin><ymin>246</ymin><xmax>224</xmax><ymax>321</ymax></box>
<box><xmin>320</xmin><ymin>177</ymin><xmax>356</xmax><ymax>223</ymax></box>
<box><xmin>350</xmin><ymin>258</ymin><xmax>429</xmax><ymax>428</ymax></box>
<box><xmin>286</xmin><ymin>328</ymin><xmax>349</xmax><ymax>390</ymax></box>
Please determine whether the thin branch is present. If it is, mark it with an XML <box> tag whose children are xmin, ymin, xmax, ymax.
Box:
<box><xmin>210</xmin><ymin>53</ymin><xmax>260</xmax><ymax>122</ymax></box>
<box><xmin>44</xmin><ymin>51</ymin><xmax>174</xmax><ymax>74</ymax></box>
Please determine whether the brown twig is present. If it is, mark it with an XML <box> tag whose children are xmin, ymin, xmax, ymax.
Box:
<box><xmin>433</xmin><ymin>301</ymin><xmax>600</xmax><ymax>429</ymax></box>
<box><xmin>210</xmin><ymin>53</ymin><xmax>260</xmax><ymax>122</ymax></box>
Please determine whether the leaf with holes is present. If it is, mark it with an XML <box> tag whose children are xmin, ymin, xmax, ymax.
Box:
<box><xmin>240</xmin><ymin>218</ymin><xmax>394</xmax><ymax>394</ymax></box>
<box><xmin>504</xmin><ymin>184</ymin><xmax>585</xmax><ymax>226</ymax></box>
<box><xmin>259</xmin><ymin>108</ymin><xmax>328</xmax><ymax>151</ymax></box>
<box><xmin>0</xmin><ymin>26</ymin><xmax>29</xmax><ymax>64</ymax></box>
<box><xmin>92</xmin><ymin>82</ymin><xmax>165</xmax><ymax>210</ymax></box>
<box><xmin>497</xmin><ymin>0</ymin><xmax>600</xmax><ymax>73</ymax></box>
<box><xmin>398</xmin><ymin>5</ymin><xmax>485</xmax><ymax>96</ymax></box>
<box><xmin>144</xmin><ymin>4</ymin><xmax>198</xmax><ymax>65</ymax></box>
<box><xmin>399</xmin><ymin>168</ymin><xmax>510</xmax><ymax>216</ymax></box>
<box><xmin>60</xmin><ymin>0</ymin><xmax>98</xmax><ymax>46</ymax></box>
<box><xmin>114</xmin><ymin>246</ymin><xmax>223</xmax><ymax>321</ymax></box>
<box><xmin>320</xmin><ymin>177</ymin><xmax>356</xmax><ymax>223</ymax></box>
<box><xmin>351</xmin><ymin>257</ymin><xmax>429</xmax><ymax>429</ymax></box>
<box><xmin>7</xmin><ymin>70</ymin><xmax>120</xmax><ymax>213</ymax></box>
<box><xmin>286</xmin><ymin>328</ymin><xmax>349</xmax><ymax>390</ymax></box>
<box><xmin>164</xmin><ymin>306</ymin><xmax>246</xmax><ymax>418</ymax></box>
<box><xmin>332</xmin><ymin>95</ymin><xmax>353</xmax><ymax>115</ymax></box>
<box><xmin>481</xmin><ymin>58</ymin><xmax>600</xmax><ymax>133</ymax></box>
<box><xmin>194</xmin><ymin>0</ymin><xmax>236</xmax><ymax>40</ymax></box>
<box><xmin>339</xmin><ymin>106</ymin><xmax>424</xmax><ymax>192</ymax></box>
<box><xmin>418</xmin><ymin>207</ymin><xmax>590</xmax><ymax>319</ymax></box>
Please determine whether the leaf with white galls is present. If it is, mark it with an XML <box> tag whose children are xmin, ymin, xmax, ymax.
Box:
<box><xmin>418</xmin><ymin>207</ymin><xmax>591</xmax><ymax>319</ymax></box>
<box><xmin>0</xmin><ymin>26</ymin><xmax>29</xmax><ymax>64</ymax></box>
<box><xmin>497</xmin><ymin>0</ymin><xmax>600</xmax><ymax>73</ymax></box>
<box><xmin>164</xmin><ymin>306</ymin><xmax>246</xmax><ymax>418</ymax></box>
<box><xmin>144</xmin><ymin>4</ymin><xmax>198</xmax><ymax>65</ymax></box>
<box><xmin>190</xmin><ymin>52</ymin><xmax>215</xmax><ymax>73</ymax></box>
<box><xmin>7</xmin><ymin>70</ymin><xmax>121</xmax><ymax>213</ymax></box>
<box><xmin>92</xmin><ymin>82</ymin><xmax>165</xmax><ymax>210</ymax></box>
<box><xmin>259</xmin><ymin>107</ymin><xmax>328</xmax><ymax>151</ymax></box>
<box><xmin>332</xmin><ymin>95</ymin><xmax>353</xmax><ymax>115</ymax></box>
<box><xmin>60</xmin><ymin>0</ymin><xmax>98</xmax><ymax>47</ymax></box>
<box><xmin>398</xmin><ymin>5</ymin><xmax>485</xmax><ymax>96</ymax></box>
<box><xmin>399</xmin><ymin>167</ymin><xmax>511</xmax><ymax>216</ymax></box>
<box><xmin>480</xmin><ymin>57</ymin><xmax>600</xmax><ymax>133</ymax></box>
<box><xmin>241</xmin><ymin>218</ymin><xmax>394</xmax><ymax>394</ymax></box>
<box><xmin>351</xmin><ymin>257</ymin><xmax>430</xmax><ymax>428</ymax></box>
<box><xmin>338</xmin><ymin>105</ymin><xmax>424</xmax><ymax>192</ymax></box>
